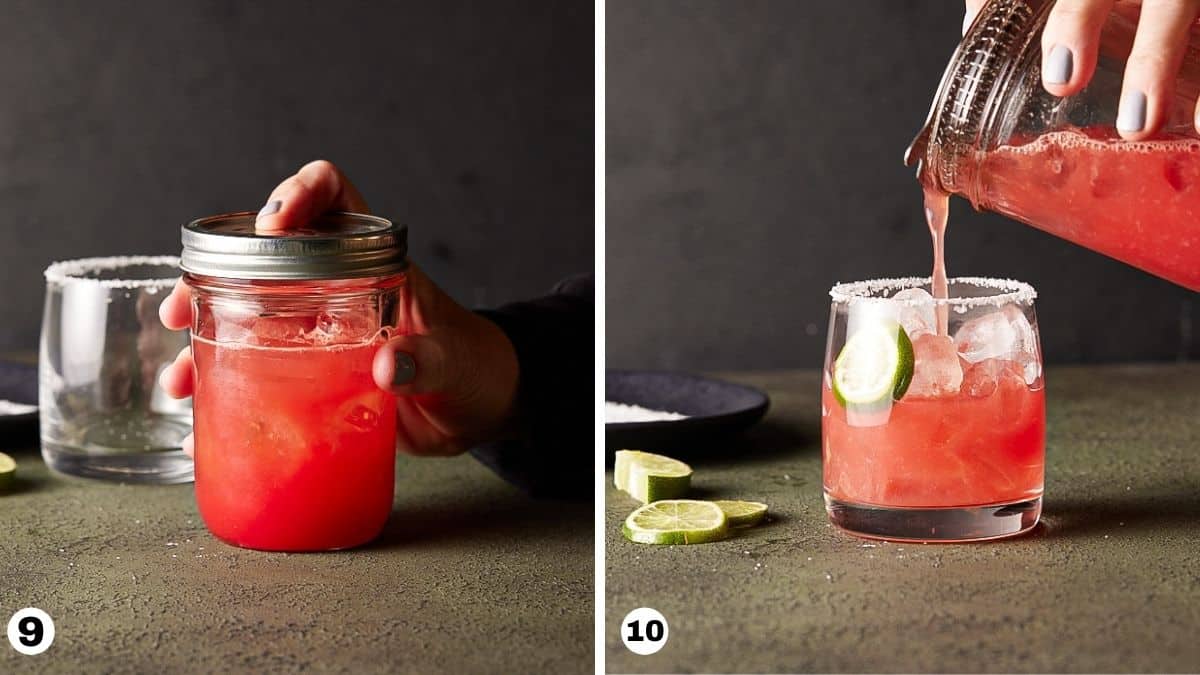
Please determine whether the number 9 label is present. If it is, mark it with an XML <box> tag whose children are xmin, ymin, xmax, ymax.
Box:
<box><xmin>621</xmin><ymin>607</ymin><xmax>668</xmax><ymax>655</ymax></box>
<box><xmin>8</xmin><ymin>608</ymin><xmax>54</xmax><ymax>655</ymax></box>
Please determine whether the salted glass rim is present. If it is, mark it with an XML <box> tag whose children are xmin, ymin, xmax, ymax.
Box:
<box><xmin>829</xmin><ymin>276</ymin><xmax>1037</xmax><ymax>308</ymax></box>
<box><xmin>44</xmin><ymin>256</ymin><xmax>180</xmax><ymax>289</ymax></box>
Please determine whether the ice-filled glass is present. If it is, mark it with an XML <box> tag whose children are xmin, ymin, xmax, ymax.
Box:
<box><xmin>181</xmin><ymin>212</ymin><xmax>408</xmax><ymax>551</ymax></box>
<box><xmin>822</xmin><ymin>277</ymin><xmax>1044</xmax><ymax>542</ymax></box>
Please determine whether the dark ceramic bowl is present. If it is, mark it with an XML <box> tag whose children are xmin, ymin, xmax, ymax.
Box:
<box><xmin>0</xmin><ymin>360</ymin><xmax>38</xmax><ymax>436</ymax></box>
<box><xmin>605</xmin><ymin>370</ymin><xmax>769</xmax><ymax>463</ymax></box>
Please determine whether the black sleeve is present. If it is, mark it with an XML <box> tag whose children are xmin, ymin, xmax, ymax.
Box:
<box><xmin>469</xmin><ymin>275</ymin><xmax>593</xmax><ymax>499</ymax></box>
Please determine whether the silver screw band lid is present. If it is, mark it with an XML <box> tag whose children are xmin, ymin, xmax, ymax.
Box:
<box><xmin>180</xmin><ymin>211</ymin><xmax>408</xmax><ymax>280</ymax></box>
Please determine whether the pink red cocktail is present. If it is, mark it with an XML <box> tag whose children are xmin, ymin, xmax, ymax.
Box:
<box><xmin>980</xmin><ymin>126</ymin><xmax>1200</xmax><ymax>292</ymax></box>
<box><xmin>822</xmin><ymin>278</ymin><xmax>1045</xmax><ymax>542</ymax></box>
<box><xmin>192</xmin><ymin>320</ymin><xmax>396</xmax><ymax>551</ymax></box>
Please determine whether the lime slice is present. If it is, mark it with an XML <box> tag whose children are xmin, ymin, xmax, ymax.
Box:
<box><xmin>622</xmin><ymin>499</ymin><xmax>729</xmax><ymax>545</ymax></box>
<box><xmin>0</xmin><ymin>452</ymin><xmax>15</xmax><ymax>493</ymax></box>
<box><xmin>832</xmin><ymin>321</ymin><xmax>914</xmax><ymax>408</ymax></box>
<box><xmin>714</xmin><ymin>500</ymin><xmax>768</xmax><ymax>528</ymax></box>
<box><xmin>613</xmin><ymin>450</ymin><xmax>692</xmax><ymax>503</ymax></box>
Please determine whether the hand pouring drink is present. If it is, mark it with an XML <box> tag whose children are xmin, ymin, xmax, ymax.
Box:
<box><xmin>907</xmin><ymin>0</ymin><xmax>1200</xmax><ymax>291</ymax></box>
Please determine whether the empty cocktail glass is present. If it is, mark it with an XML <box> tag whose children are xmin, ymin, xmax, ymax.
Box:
<box><xmin>39</xmin><ymin>256</ymin><xmax>193</xmax><ymax>483</ymax></box>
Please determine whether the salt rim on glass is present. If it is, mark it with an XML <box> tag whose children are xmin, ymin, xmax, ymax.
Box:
<box><xmin>829</xmin><ymin>276</ymin><xmax>1037</xmax><ymax>313</ymax></box>
<box><xmin>43</xmin><ymin>255</ymin><xmax>181</xmax><ymax>292</ymax></box>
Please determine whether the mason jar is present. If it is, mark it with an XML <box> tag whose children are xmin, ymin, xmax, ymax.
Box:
<box><xmin>180</xmin><ymin>212</ymin><xmax>408</xmax><ymax>551</ymax></box>
<box><xmin>907</xmin><ymin>0</ymin><xmax>1200</xmax><ymax>291</ymax></box>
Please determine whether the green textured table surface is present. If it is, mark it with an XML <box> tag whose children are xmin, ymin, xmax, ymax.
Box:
<box><xmin>606</xmin><ymin>364</ymin><xmax>1200</xmax><ymax>674</ymax></box>
<box><xmin>0</xmin><ymin>441</ymin><xmax>592</xmax><ymax>673</ymax></box>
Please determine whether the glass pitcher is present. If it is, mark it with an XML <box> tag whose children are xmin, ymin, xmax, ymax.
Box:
<box><xmin>906</xmin><ymin>0</ymin><xmax>1200</xmax><ymax>291</ymax></box>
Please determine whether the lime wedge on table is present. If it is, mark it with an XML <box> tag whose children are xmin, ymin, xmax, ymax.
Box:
<box><xmin>714</xmin><ymin>500</ymin><xmax>768</xmax><ymax>528</ymax></box>
<box><xmin>832</xmin><ymin>321</ymin><xmax>914</xmax><ymax>408</ymax></box>
<box><xmin>613</xmin><ymin>450</ymin><xmax>692</xmax><ymax>503</ymax></box>
<box><xmin>622</xmin><ymin>500</ymin><xmax>729</xmax><ymax>545</ymax></box>
<box><xmin>0</xmin><ymin>452</ymin><xmax>15</xmax><ymax>492</ymax></box>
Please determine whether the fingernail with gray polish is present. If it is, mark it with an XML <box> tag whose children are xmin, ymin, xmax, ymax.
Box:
<box><xmin>1045</xmin><ymin>45</ymin><xmax>1073</xmax><ymax>85</ymax></box>
<box><xmin>393</xmin><ymin>351</ymin><xmax>416</xmax><ymax>386</ymax></box>
<box><xmin>1117</xmin><ymin>91</ymin><xmax>1147</xmax><ymax>133</ymax></box>
<box><xmin>257</xmin><ymin>200</ymin><xmax>281</xmax><ymax>218</ymax></box>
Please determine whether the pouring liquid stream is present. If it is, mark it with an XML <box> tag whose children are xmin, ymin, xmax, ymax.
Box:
<box><xmin>923</xmin><ymin>183</ymin><xmax>951</xmax><ymax>336</ymax></box>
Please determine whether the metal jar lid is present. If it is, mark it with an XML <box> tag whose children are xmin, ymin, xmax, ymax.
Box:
<box><xmin>180</xmin><ymin>211</ymin><xmax>408</xmax><ymax>280</ymax></box>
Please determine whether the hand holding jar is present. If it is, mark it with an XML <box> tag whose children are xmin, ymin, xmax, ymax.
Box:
<box><xmin>914</xmin><ymin>0</ymin><xmax>1200</xmax><ymax>290</ymax></box>
<box><xmin>157</xmin><ymin>159</ymin><xmax>520</xmax><ymax>460</ymax></box>
<box><xmin>966</xmin><ymin>0</ymin><xmax>1200</xmax><ymax>139</ymax></box>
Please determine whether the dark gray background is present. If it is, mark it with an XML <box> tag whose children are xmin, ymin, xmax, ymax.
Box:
<box><xmin>607</xmin><ymin>0</ymin><xmax>1197</xmax><ymax>370</ymax></box>
<box><xmin>0</xmin><ymin>0</ymin><xmax>592</xmax><ymax>351</ymax></box>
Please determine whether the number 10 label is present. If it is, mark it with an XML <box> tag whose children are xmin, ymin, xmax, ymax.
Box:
<box><xmin>621</xmin><ymin>607</ymin><xmax>668</xmax><ymax>655</ymax></box>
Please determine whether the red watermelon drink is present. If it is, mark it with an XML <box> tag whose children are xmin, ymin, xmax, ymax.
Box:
<box><xmin>979</xmin><ymin>127</ymin><xmax>1200</xmax><ymax>291</ymax></box>
<box><xmin>822</xmin><ymin>277</ymin><xmax>1045</xmax><ymax>542</ymax></box>
<box><xmin>180</xmin><ymin>211</ymin><xmax>408</xmax><ymax>552</ymax></box>
<box><xmin>191</xmin><ymin>330</ymin><xmax>396</xmax><ymax>551</ymax></box>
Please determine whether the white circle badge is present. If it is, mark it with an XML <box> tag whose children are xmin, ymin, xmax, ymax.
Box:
<box><xmin>8</xmin><ymin>608</ymin><xmax>55</xmax><ymax>655</ymax></box>
<box><xmin>620</xmin><ymin>607</ymin><xmax>668</xmax><ymax>656</ymax></box>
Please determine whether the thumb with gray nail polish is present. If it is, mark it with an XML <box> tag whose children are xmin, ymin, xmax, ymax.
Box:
<box><xmin>257</xmin><ymin>200</ymin><xmax>281</xmax><ymax>219</ymax></box>
<box><xmin>372</xmin><ymin>334</ymin><xmax>450</xmax><ymax>396</ymax></box>
<box><xmin>364</xmin><ymin>264</ymin><xmax>520</xmax><ymax>457</ymax></box>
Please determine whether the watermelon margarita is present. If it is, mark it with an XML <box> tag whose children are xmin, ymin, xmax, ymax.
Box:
<box><xmin>979</xmin><ymin>126</ymin><xmax>1200</xmax><ymax>291</ymax></box>
<box><xmin>823</xmin><ymin>356</ymin><xmax>1044</xmax><ymax>508</ymax></box>
<box><xmin>822</xmin><ymin>278</ymin><xmax>1045</xmax><ymax>541</ymax></box>
<box><xmin>191</xmin><ymin>322</ymin><xmax>396</xmax><ymax>551</ymax></box>
<box><xmin>179</xmin><ymin>212</ymin><xmax>407</xmax><ymax>552</ymax></box>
